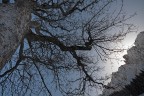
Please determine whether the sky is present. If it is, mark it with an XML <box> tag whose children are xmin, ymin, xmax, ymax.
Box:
<box><xmin>123</xmin><ymin>0</ymin><xmax>144</xmax><ymax>46</ymax></box>
<box><xmin>95</xmin><ymin>0</ymin><xmax>144</xmax><ymax>95</ymax></box>
<box><xmin>0</xmin><ymin>0</ymin><xmax>144</xmax><ymax>96</ymax></box>
<box><xmin>105</xmin><ymin>0</ymin><xmax>144</xmax><ymax>73</ymax></box>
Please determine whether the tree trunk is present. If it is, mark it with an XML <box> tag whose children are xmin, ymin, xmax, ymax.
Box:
<box><xmin>0</xmin><ymin>1</ymin><xmax>32</xmax><ymax>69</ymax></box>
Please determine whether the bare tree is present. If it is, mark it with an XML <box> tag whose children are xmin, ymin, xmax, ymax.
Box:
<box><xmin>0</xmin><ymin>0</ymin><xmax>135</xmax><ymax>96</ymax></box>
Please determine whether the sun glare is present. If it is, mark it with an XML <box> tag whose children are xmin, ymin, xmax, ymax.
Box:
<box><xmin>111</xmin><ymin>32</ymin><xmax>138</xmax><ymax>72</ymax></box>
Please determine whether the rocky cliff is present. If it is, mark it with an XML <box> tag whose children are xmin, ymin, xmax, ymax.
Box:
<box><xmin>101</xmin><ymin>31</ymin><xmax>144</xmax><ymax>96</ymax></box>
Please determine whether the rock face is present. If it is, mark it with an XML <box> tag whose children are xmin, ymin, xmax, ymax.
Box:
<box><xmin>101</xmin><ymin>31</ymin><xmax>144</xmax><ymax>96</ymax></box>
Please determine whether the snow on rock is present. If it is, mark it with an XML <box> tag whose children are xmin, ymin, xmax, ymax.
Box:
<box><xmin>100</xmin><ymin>31</ymin><xmax>144</xmax><ymax>96</ymax></box>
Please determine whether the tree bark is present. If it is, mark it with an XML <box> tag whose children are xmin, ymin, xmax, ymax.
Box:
<box><xmin>0</xmin><ymin>1</ymin><xmax>32</xmax><ymax>69</ymax></box>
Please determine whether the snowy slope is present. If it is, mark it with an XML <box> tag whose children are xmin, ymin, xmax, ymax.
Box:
<box><xmin>100</xmin><ymin>31</ymin><xmax>144</xmax><ymax>96</ymax></box>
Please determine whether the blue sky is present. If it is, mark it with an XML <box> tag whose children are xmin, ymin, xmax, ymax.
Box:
<box><xmin>0</xmin><ymin>0</ymin><xmax>144</xmax><ymax>96</ymax></box>
<box><xmin>106</xmin><ymin>0</ymin><xmax>144</xmax><ymax>72</ymax></box>
<box><xmin>95</xmin><ymin>0</ymin><xmax>144</xmax><ymax>95</ymax></box>
<box><xmin>123</xmin><ymin>0</ymin><xmax>144</xmax><ymax>46</ymax></box>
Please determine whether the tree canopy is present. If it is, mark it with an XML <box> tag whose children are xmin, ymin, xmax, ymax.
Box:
<box><xmin>0</xmin><ymin>0</ymin><xmax>135</xmax><ymax>96</ymax></box>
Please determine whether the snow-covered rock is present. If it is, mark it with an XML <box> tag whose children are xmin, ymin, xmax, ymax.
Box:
<box><xmin>100</xmin><ymin>31</ymin><xmax>144</xmax><ymax>96</ymax></box>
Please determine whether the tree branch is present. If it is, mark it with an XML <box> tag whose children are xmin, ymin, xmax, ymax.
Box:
<box><xmin>26</xmin><ymin>32</ymin><xmax>92</xmax><ymax>51</ymax></box>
